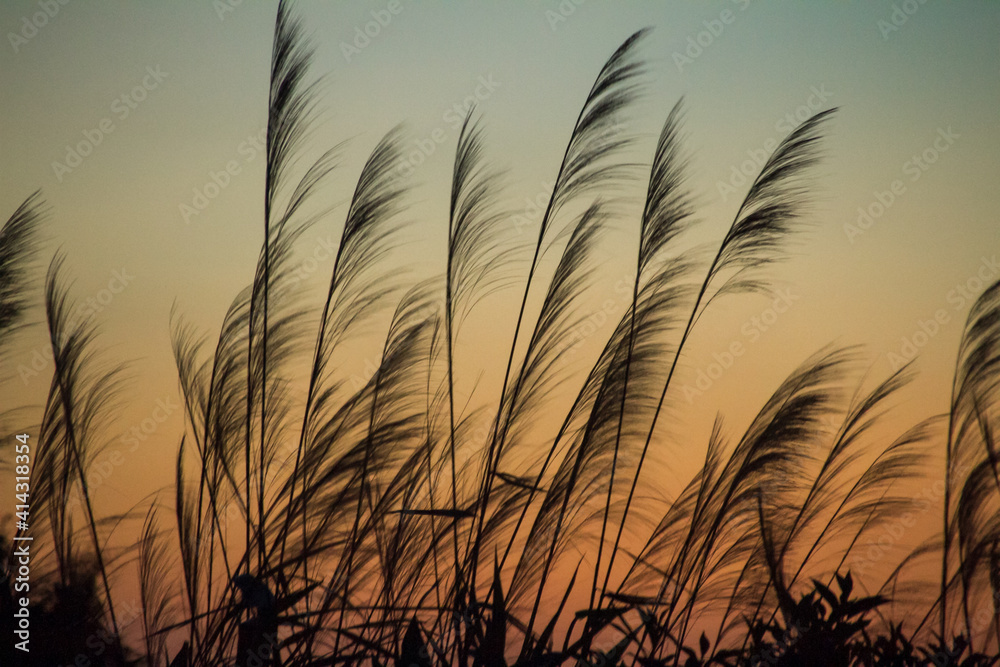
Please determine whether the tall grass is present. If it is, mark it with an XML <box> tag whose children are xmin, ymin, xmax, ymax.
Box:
<box><xmin>3</xmin><ymin>2</ymin><xmax>1000</xmax><ymax>666</ymax></box>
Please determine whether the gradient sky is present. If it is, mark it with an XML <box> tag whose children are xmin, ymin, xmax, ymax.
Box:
<box><xmin>2</xmin><ymin>0</ymin><xmax>999</xmax><ymax>619</ymax></box>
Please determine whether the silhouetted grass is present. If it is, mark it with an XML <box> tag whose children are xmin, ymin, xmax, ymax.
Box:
<box><xmin>3</xmin><ymin>2</ymin><xmax>1000</xmax><ymax>666</ymax></box>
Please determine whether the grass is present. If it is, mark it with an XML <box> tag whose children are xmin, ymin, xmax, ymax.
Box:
<box><xmin>2</xmin><ymin>2</ymin><xmax>1000</xmax><ymax>665</ymax></box>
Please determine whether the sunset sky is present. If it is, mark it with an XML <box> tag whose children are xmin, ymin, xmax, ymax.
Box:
<box><xmin>2</xmin><ymin>1</ymin><xmax>999</xmax><ymax>624</ymax></box>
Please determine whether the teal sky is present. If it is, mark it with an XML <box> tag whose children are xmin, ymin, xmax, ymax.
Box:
<box><xmin>1</xmin><ymin>0</ymin><xmax>999</xmax><ymax>557</ymax></box>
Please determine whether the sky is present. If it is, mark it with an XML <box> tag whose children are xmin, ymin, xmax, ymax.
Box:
<box><xmin>1</xmin><ymin>0</ymin><xmax>999</xmax><ymax>631</ymax></box>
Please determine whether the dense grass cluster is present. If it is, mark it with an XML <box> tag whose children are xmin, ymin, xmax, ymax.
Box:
<box><xmin>3</xmin><ymin>2</ymin><xmax>1000</xmax><ymax>665</ymax></box>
